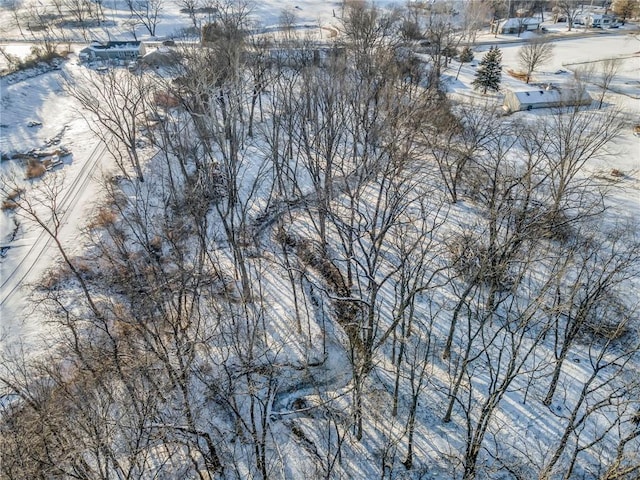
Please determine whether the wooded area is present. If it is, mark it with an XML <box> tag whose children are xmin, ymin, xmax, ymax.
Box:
<box><xmin>1</xmin><ymin>1</ymin><xmax>639</xmax><ymax>479</ymax></box>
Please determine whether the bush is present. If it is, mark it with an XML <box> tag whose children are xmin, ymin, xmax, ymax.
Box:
<box><xmin>39</xmin><ymin>264</ymin><xmax>73</xmax><ymax>290</ymax></box>
<box><xmin>26</xmin><ymin>159</ymin><xmax>46</xmax><ymax>179</ymax></box>
<box><xmin>87</xmin><ymin>207</ymin><xmax>117</xmax><ymax>230</ymax></box>
<box><xmin>447</xmin><ymin>231</ymin><xmax>485</xmax><ymax>279</ymax></box>
<box><xmin>401</xmin><ymin>20</ymin><xmax>422</xmax><ymax>40</ymax></box>
<box><xmin>1</xmin><ymin>47</ymin><xmax>67</xmax><ymax>76</ymax></box>
<box><xmin>2</xmin><ymin>188</ymin><xmax>24</xmax><ymax>211</ymax></box>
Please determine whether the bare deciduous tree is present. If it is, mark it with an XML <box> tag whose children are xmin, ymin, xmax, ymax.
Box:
<box><xmin>576</xmin><ymin>58</ymin><xmax>623</xmax><ymax>109</ymax></box>
<box><xmin>460</xmin><ymin>0</ymin><xmax>491</xmax><ymax>44</ymax></box>
<box><xmin>542</xmin><ymin>228</ymin><xmax>639</xmax><ymax>407</ymax></box>
<box><xmin>554</xmin><ymin>0</ymin><xmax>583</xmax><ymax>31</ymax></box>
<box><xmin>179</xmin><ymin>0</ymin><xmax>200</xmax><ymax>31</ymax></box>
<box><xmin>64</xmin><ymin>68</ymin><xmax>151</xmax><ymax>182</ymax></box>
<box><xmin>612</xmin><ymin>0</ymin><xmax>640</xmax><ymax>24</ymax></box>
<box><xmin>518</xmin><ymin>37</ymin><xmax>554</xmax><ymax>83</ymax></box>
<box><xmin>127</xmin><ymin>0</ymin><xmax>163</xmax><ymax>36</ymax></box>
<box><xmin>540</xmin><ymin>331</ymin><xmax>640</xmax><ymax>480</ymax></box>
<box><xmin>421</xmin><ymin>101</ymin><xmax>496</xmax><ymax>204</ymax></box>
<box><xmin>424</xmin><ymin>6</ymin><xmax>459</xmax><ymax>82</ymax></box>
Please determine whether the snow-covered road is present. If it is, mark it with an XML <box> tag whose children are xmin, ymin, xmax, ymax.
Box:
<box><xmin>0</xmin><ymin>141</ymin><xmax>105</xmax><ymax>309</ymax></box>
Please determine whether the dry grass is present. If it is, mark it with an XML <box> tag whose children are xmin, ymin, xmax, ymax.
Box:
<box><xmin>507</xmin><ymin>69</ymin><xmax>528</xmax><ymax>82</ymax></box>
<box><xmin>594</xmin><ymin>169</ymin><xmax>625</xmax><ymax>184</ymax></box>
<box><xmin>1</xmin><ymin>200</ymin><xmax>18</xmax><ymax>211</ymax></box>
<box><xmin>25</xmin><ymin>158</ymin><xmax>46</xmax><ymax>179</ymax></box>
<box><xmin>87</xmin><ymin>207</ymin><xmax>117</xmax><ymax>230</ymax></box>
<box><xmin>322</xmin><ymin>26</ymin><xmax>339</xmax><ymax>38</ymax></box>
<box><xmin>39</xmin><ymin>264</ymin><xmax>72</xmax><ymax>290</ymax></box>
<box><xmin>582</xmin><ymin>318</ymin><xmax>630</xmax><ymax>341</ymax></box>
<box><xmin>2</xmin><ymin>188</ymin><xmax>24</xmax><ymax>211</ymax></box>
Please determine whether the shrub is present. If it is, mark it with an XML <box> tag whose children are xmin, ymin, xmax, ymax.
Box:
<box><xmin>26</xmin><ymin>159</ymin><xmax>46</xmax><ymax>179</ymax></box>
<box><xmin>2</xmin><ymin>188</ymin><xmax>25</xmax><ymax>211</ymax></box>
<box><xmin>401</xmin><ymin>20</ymin><xmax>422</xmax><ymax>40</ymax></box>
<box><xmin>87</xmin><ymin>208</ymin><xmax>117</xmax><ymax>230</ymax></box>
<box><xmin>39</xmin><ymin>264</ymin><xmax>72</xmax><ymax>290</ymax></box>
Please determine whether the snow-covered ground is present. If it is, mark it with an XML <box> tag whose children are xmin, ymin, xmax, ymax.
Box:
<box><xmin>0</xmin><ymin>1</ymin><xmax>639</xmax><ymax>478</ymax></box>
<box><xmin>0</xmin><ymin>0</ymin><xmax>401</xmax><ymax>44</ymax></box>
<box><xmin>446</xmin><ymin>32</ymin><xmax>640</xmax><ymax>218</ymax></box>
<box><xmin>0</xmin><ymin>61</ymin><xmax>118</xmax><ymax>352</ymax></box>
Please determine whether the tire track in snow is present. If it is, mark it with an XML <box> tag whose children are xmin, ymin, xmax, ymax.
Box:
<box><xmin>0</xmin><ymin>141</ymin><xmax>106</xmax><ymax>307</ymax></box>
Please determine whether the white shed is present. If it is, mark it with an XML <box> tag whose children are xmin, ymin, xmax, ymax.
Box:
<box><xmin>503</xmin><ymin>88</ymin><xmax>592</xmax><ymax>112</ymax></box>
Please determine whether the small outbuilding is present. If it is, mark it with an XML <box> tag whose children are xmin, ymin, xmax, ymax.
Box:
<box><xmin>503</xmin><ymin>87</ymin><xmax>592</xmax><ymax>112</ymax></box>
<box><xmin>79</xmin><ymin>41</ymin><xmax>145</xmax><ymax>62</ymax></box>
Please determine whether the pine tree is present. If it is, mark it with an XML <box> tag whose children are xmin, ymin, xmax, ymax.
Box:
<box><xmin>472</xmin><ymin>46</ymin><xmax>502</xmax><ymax>94</ymax></box>
<box><xmin>456</xmin><ymin>46</ymin><xmax>474</xmax><ymax>80</ymax></box>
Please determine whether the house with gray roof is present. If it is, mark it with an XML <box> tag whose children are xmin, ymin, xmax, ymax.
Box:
<box><xmin>503</xmin><ymin>87</ymin><xmax>592</xmax><ymax>112</ymax></box>
<box><xmin>492</xmin><ymin>17</ymin><xmax>541</xmax><ymax>34</ymax></box>
<box><xmin>79</xmin><ymin>41</ymin><xmax>145</xmax><ymax>62</ymax></box>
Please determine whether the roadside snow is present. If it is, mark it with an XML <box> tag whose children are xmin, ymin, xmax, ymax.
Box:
<box><xmin>0</xmin><ymin>59</ymin><xmax>113</xmax><ymax>353</ymax></box>
<box><xmin>447</xmin><ymin>34</ymin><xmax>640</xmax><ymax>223</ymax></box>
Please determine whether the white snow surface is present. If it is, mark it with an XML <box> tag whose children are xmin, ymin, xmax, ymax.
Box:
<box><xmin>0</xmin><ymin>61</ymin><xmax>118</xmax><ymax>352</ymax></box>
<box><xmin>0</xmin><ymin>2</ymin><xmax>639</xmax><ymax>478</ymax></box>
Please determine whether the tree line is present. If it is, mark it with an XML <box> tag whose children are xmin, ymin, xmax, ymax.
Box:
<box><xmin>1</xmin><ymin>1</ymin><xmax>639</xmax><ymax>479</ymax></box>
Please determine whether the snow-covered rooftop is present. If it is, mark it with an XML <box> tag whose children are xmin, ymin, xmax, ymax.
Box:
<box><xmin>507</xmin><ymin>87</ymin><xmax>591</xmax><ymax>105</ymax></box>
<box><xmin>87</xmin><ymin>41</ymin><xmax>142</xmax><ymax>52</ymax></box>
<box><xmin>499</xmin><ymin>17</ymin><xmax>541</xmax><ymax>29</ymax></box>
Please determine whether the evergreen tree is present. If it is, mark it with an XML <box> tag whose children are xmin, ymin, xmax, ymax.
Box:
<box><xmin>472</xmin><ymin>46</ymin><xmax>502</xmax><ymax>94</ymax></box>
<box><xmin>456</xmin><ymin>46</ymin><xmax>474</xmax><ymax>80</ymax></box>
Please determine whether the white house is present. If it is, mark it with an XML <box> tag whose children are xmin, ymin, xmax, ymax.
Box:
<box><xmin>79</xmin><ymin>41</ymin><xmax>145</xmax><ymax>62</ymax></box>
<box><xmin>492</xmin><ymin>17</ymin><xmax>541</xmax><ymax>34</ymax></box>
<box><xmin>585</xmin><ymin>13</ymin><xmax>619</xmax><ymax>28</ymax></box>
<box><xmin>503</xmin><ymin>87</ymin><xmax>592</xmax><ymax>112</ymax></box>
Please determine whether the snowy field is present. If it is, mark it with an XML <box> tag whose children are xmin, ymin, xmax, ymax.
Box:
<box><xmin>0</xmin><ymin>1</ymin><xmax>639</xmax><ymax>478</ymax></box>
<box><xmin>446</xmin><ymin>32</ymin><xmax>640</xmax><ymax>218</ymax></box>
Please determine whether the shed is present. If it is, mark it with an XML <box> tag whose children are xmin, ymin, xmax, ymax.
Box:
<box><xmin>503</xmin><ymin>87</ymin><xmax>592</xmax><ymax>112</ymax></box>
<box><xmin>79</xmin><ymin>41</ymin><xmax>145</xmax><ymax>62</ymax></box>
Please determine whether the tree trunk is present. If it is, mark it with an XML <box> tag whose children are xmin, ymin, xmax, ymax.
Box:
<box><xmin>354</xmin><ymin>377</ymin><xmax>363</xmax><ymax>441</ymax></box>
<box><xmin>402</xmin><ymin>399</ymin><xmax>417</xmax><ymax>470</ymax></box>
<box><xmin>444</xmin><ymin>282</ymin><xmax>475</xmax><ymax>359</ymax></box>
<box><xmin>443</xmin><ymin>335</ymin><xmax>472</xmax><ymax>423</ymax></box>
<box><xmin>543</xmin><ymin>337</ymin><xmax>571</xmax><ymax>406</ymax></box>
